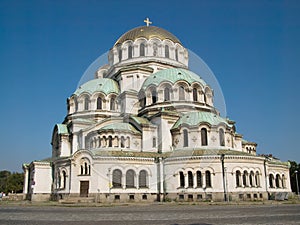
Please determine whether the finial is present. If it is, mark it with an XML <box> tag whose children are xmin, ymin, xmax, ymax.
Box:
<box><xmin>144</xmin><ymin>17</ymin><xmax>152</xmax><ymax>27</ymax></box>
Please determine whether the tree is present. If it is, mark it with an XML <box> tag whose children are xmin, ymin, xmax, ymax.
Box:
<box><xmin>0</xmin><ymin>170</ymin><xmax>24</xmax><ymax>194</ymax></box>
<box><xmin>289</xmin><ymin>160</ymin><xmax>300</xmax><ymax>194</ymax></box>
<box><xmin>0</xmin><ymin>170</ymin><xmax>11</xmax><ymax>193</ymax></box>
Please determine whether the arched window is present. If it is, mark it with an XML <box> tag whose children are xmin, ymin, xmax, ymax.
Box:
<box><xmin>175</xmin><ymin>48</ymin><xmax>178</xmax><ymax>61</ymax></box>
<box><xmin>201</xmin><ymin>128</ymin><xmax>208</xmax><ymax>146</ymax></box>
<box><xmin>255</xmin><ymin>172</ymin><xmax>260</xmax><ymax>187</ymax></box>
<box><xmin>179</xmin><ymin>171</ymin><xmax>185</xmax><ymax>187</ymax></box>
<box><xmin>250</xmin><ymin>171</ymin><xmax>254</xmax><ymax>187</ymax></box>
<box><xmin>80</xmin><ymin>162</ymin><xmax>90</xmax><ymax>175</ymax></box>
<box><xmin>98</xmin><ymin>137</ymin><xmax>101</xmax><ymax>147</ymax></box>
<box><xmin>219</xmin><ymin>128</ymin><xmax>225</xmax><ymax>146</ymax></box>
<box><xmin>179</xmin><ymin>86</ymin><xmax>185</xmax><ymax>100</ymax></box>
<box><xmin>139</xmin><ymin>170</ymin><xmax>148</xmax><ymax>188</ymax></box>
<box><xmin>188</xmin><ymin>171</ymin><xmax>193</xmax><ymax>187</ymax></box>
<box><xmin>205</xmin><ymin>170</ymin><xmax>212</xmax><ymax>187</ymax></box>
<box><xmin>152</xmin><ymin>137</ymin><xmax>156</xmax><ymax>148</ymax></box>
<box><xmin>126</xmin><ymin>169</ymin><xmax>135</xmax><ymax>188</ymax></box>
<box><xmin>97</xmin><ymin>97</ymin><xmax>102</xmax><ymax>110</ymax></box>
<box><xmin>80</xmin><ymin>165</ymin><xmax>83</xmax><ymax>175</ymax></box>
<box><xmin>121</xmin><ymin>136</ymin><xmax>125</xmax><ymax>148</ymax></box>
<box><xmin>164</xmin><ymin>87</ymin><xmax>170</xmax><ymax>101</ymax></box>
<box><xmin>236</xmin><ymin>170</ymin><xmax>241</xmax><ymax>187</ymax></box>
<box><xmin>112</xmin><ymin>169</ymin><xmax>122</xmax><ymax>188</ymax></box>
<box><xmin>203</xmin><ymin>94</ymin><xmax>207</xmax><ymax>104</ymax></box>
<box><xmin>269</xmin><ymin>174</ymin><xmax>274</xmax><ymax>188</ymax></box>
<box><xmin>84</xmin><ymin>162</ymin><xmax>88</xmax><ymax>175</ymax></box>
<box><xmin>58</xmin><ymin>173</ymin><xmax>61</xmax><ymax>188</ymax></box>
<box><xmin>151</xmin><ymin>89</ymin><xmax>157</xmax><ymax>104</ymax></box>
<box><xmin>110</xmin><ymin>97</ymin><xmax>115</xmax><ymax>110</ymax></box>
<box><xmin>140</xmin><ymin>92</ymin><xmax>146</xmax><ymax>107</ymax></box>
<box><xmin>282</xmin><ymin>175</ymin><xmax>286</xmax><ymax>188</ymax></box>
<box><xmin>193</xmin><ymin>88</ymin><xmax>198</xmax><ymax>101</ymax></box>
<box><xmin>74</xmin><ymin>99</ymin><xmax>78</xmax><ymax>112</ymax></box>
<box><xmin>141</xmin><ymin>97</ymin><xmax>146</xmax><ymax>107</ymax></box>
<box><xmin>183</xmin><ymin>129</ymin><xmax>188</xmax><ymax>147</ymax></box>
<box><xmin>196</xmin><ymin>171</ymin><xmax>202</xmax><ymax>187</ymax></box>
<box><xmin>62</xmin><ymin>171</ymin><xmax>67</xmax><ymax>189</ymax></box>
<box><xmin>275</xmin><ymin>174</ymin><xmax>281</xmax><ymax>188</ymax></box>
<box><xmin>153</xmin><ymin>43</ymin><xmax>158</xmax><ymax>56</ymax></box>
<box><xmin>165</xmin><ymin>45</ymin><xmax>169</xmax><ymax>58</ymax></box>
<box><xmin>118</xmin><ymin>48</ymin><xmax>122</xmax><ymax>62</ymax></box>
<box><xmin>84</xmin><ymin>96</ymin><xmax>89</xmax><ymax>110</ymax></box>
<box><xmin>108</xmin><ymin>136</ymin><xmax>113</xmax><ymax>147</ymax></box>
<box><xmin>140</xmin><ymin>43</ymin><xmax>145</xmax><ymax>56</ymax></box>
<box><xmin>128</xmin><ymin>45</ymin><xmax>133</xmax><ymax>59</ymax></box>
<box><xmin>243</xmin><ymin>170</ymin><xmax>248</xmax><ymax>186</ymax></box>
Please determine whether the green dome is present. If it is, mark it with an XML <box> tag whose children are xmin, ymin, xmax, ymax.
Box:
<box><xmin>55</xmin><ymin>124</ymin><xmax>68</xmax><ymax>134</ymax></box>
<box><xmin>172</xmin><ymin>111</ymin><xmax>231</xmax><ymax>129</ymax></box>
<box><xmin>74</xmin><ymin>78</ymin><xmax>119</xmax><ymax>96</ymax></box>
<box><xmin>99</xmin><ymin>123</ymin><xmax>141</xmax><ymax>135</ymax></box>
<box><xmin>141</xmin><ymin>68</ymin><xmax>207</xmax><ymax>91</ymax></box>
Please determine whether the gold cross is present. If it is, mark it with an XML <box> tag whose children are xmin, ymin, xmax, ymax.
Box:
<box><xmin>144</xmin><ymin>17</ymin><xmax>152</xmax><ymax>26</ymax></box>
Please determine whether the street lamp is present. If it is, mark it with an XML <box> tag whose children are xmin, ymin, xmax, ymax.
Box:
<box><xmin>225</xmin><ymin>167</ymin><xmax>229</xmax><ymax>202</ymax></box>
<box><xmin>220</xmin><ymin>154</ymin><xmax>227</xmax><ymax>202</ymax></box>
<box><xmin>295</xmin><ymin>170</ymin><xmax>299</xmax><ymax>197</ymax></box>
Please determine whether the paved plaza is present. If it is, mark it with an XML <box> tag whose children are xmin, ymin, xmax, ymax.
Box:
<box><xmin>0</xmin><ymin>203</ymin><xmax>299</xmax><ymax>225</ymax></box>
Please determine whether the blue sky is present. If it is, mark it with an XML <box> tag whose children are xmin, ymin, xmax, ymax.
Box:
<box><xmin>0</xmin><ymin>0</ymin><xmax>299</xmax><ymax>172</ymax></box>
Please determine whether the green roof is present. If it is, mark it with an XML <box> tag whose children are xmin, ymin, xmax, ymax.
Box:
<box><xmin>56</xmin><ymin>124</ymin><xmax>68</xmax><ymax>134</ymax></box>
<box><xmin>74</xmin><ymin>78</ymin><xmax>119</xmax><ymax>96</ymax></box>
<box><xmin>99</xmin><ymin>122</ymin><xmax>141</xmax><ymax>134</ymax></box>
<box><xmin>141</xmin><ymin>68</ymin><xmax>207</xmax><ymax>91</ymax></box>
<box><xmin>242</xmin><ymin>139</ymin><xmax>257</xmax><ymax>145</ymax></box>
<box><xmin>172</xmin><ymin>111</ymin><xmax>231</xmax><ymax>129</ymax></box>
<box><xmin>130</xmin><ymin>116</ymin><xmax>152</xmax><ymax>126</ymax></box>
<box><xmin>36</xmin><ymin>157</ymin><xmax>53</xmax><ymax>163</ymax></box>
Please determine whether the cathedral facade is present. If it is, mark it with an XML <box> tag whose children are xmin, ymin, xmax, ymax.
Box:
<box><xmin>23</xmin><ymin>21</ymin><xmax>291</xmax><ymax>202</ymax></box>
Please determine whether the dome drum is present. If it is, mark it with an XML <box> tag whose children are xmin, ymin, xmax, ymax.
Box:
<box><xmin>85</xmin><ymin>123</ymin><xmax>141</xmax><ymax>151</ymax></box>
<box><xmin>68</xmin><ymin>78</ymin><xmax>119</xmax><ymax>115</ymax></box>
<box><xmin>109</xmin><ymin>27</ymin><xmax>188</xmax><ymax>67</ymax></box>
<box><xmin>138</xmin><ymin>68</ymin><xmax>215</xmax><ymax>114</ymax></box>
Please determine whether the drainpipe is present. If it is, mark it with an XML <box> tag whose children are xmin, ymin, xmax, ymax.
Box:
<box><xmin>220</xmin><ymin>154</ymin><xmax>227</xmax><ymax>202</ymax></box>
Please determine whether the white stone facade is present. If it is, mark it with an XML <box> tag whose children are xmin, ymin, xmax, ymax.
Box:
<box><xmin>23</xmin><ymin>24</ymin><xmax>291</xmax><ymax>202</ymax></box>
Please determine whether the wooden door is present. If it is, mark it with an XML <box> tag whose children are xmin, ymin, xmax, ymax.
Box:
<box><xmin>80</xmin><ymin>181</ymin><xmax>89</xmax><ymax>197</ymax></box>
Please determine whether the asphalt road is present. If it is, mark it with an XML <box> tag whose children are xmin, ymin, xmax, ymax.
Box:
<box><xmin>0</xmin><ymin>203</ymin><xmax>299</xmax><ymax>225</ymax></box>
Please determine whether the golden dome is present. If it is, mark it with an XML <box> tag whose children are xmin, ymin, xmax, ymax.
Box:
<box><xmin>114</xmin><ymin>26</ymin><xmax>182</xmax><ymax>46</ymax></box>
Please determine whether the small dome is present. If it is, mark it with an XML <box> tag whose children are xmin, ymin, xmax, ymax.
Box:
<box><xmin>74</xmin><ymin>78</ymin><xmax>119</xmax><ymax>96</ymax></box>
<box><xmin>141</xmin><ymin>68</ymin><xmax>207</xmax><ymax>91</ymax></box>
<box><xmin>172</xmin><ymin>111</ymin><xmax>231</xmax><ymax>130</ymax></box>
<box><xmin>114</xmin><ymin>26</ymin><xmax>182</xmax><ymax>46</ymax></box>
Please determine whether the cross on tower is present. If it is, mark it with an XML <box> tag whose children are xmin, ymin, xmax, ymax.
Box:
<box><xmin>144</xmin><ymin>17</ymin><xmax>152</xmax><ymax>27</ymax></box>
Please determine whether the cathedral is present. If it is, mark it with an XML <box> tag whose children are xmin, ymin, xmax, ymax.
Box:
<box><xmin>23</xmin><ymin>19</ymin><xmax>291</xmax><ymax>202</ymax></box>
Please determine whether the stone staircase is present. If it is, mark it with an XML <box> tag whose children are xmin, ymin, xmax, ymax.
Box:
<box><xmin>59</xmin><ymin>196</ymin><xmax>95</xmax><ymax>204</ymax></box>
